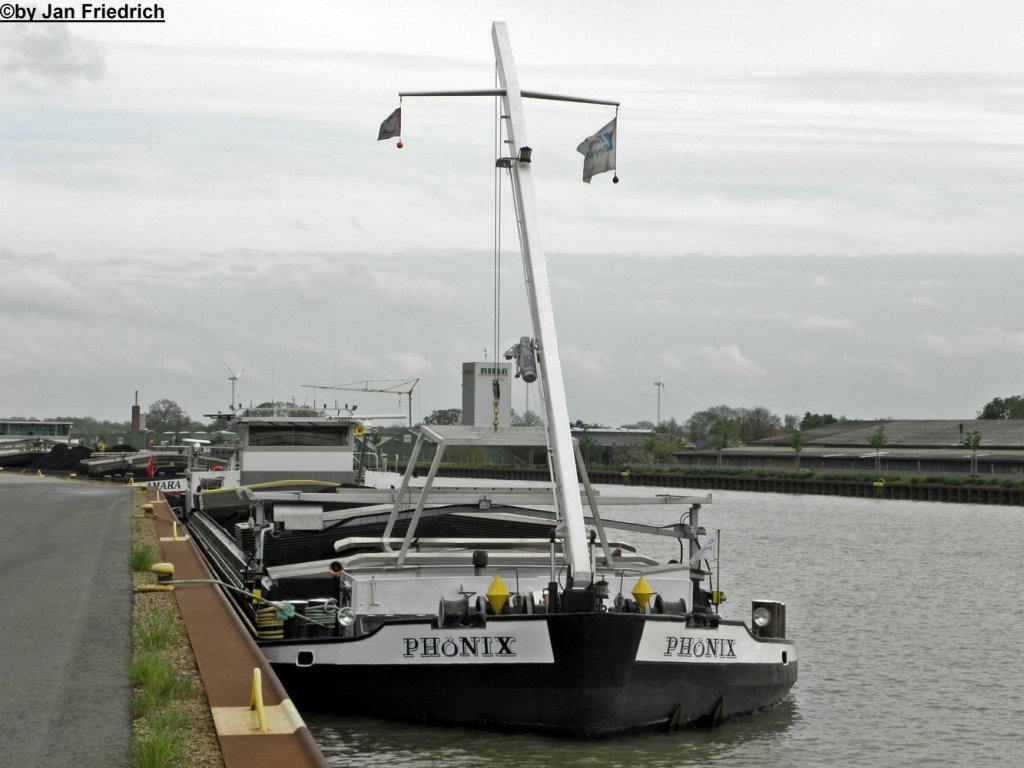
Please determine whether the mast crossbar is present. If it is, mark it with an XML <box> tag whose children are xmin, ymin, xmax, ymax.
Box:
<box><xmin>398</xmin><ymin>88</ymin><xmax>619</xmax><ymax>107</ymax></box>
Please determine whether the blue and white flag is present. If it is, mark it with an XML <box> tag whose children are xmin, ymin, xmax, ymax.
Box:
<box><xmin>576</xmin><ymin>117</ymin><xmax>616</xmax><ymax>183</ymax></box>
<box><xmin>378</xmin><ymin>107</ymin><xmax>401</xmax><ymax>141</ymax></box>
<box><xmin>689</xmin><ymin>532</ymin><xmax>716</xmax><ymax>567</ymax></box>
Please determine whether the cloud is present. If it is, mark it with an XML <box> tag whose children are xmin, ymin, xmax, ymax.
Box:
<box><xmin>287</xmin><ymin>339</ymin><xmax>319</xmax><ymax>355</ymax></box>
<box><xmin>3</xmin><ymin>0</ymin><xmax>1024</xmax><ymax>432</ymax></box>
<box><xmin>334</xmin><ymin>352</ymin><xmax>383</xmax><ymax>372</ymax></box>
<box><xmin>918</xmin><ymin>326</ymin><xmax>1024</xmax><ymax>359</ymax></box>
<box><xmin>561</xmin><ymin>346</ymin><xmax>615</xmax><ymax>378</ymax></box>
<box><xmin>982</xmin><ymin>326</ymin><xmax>1024</xmax><ymax>355</ymax></box>
<box><xmin>692</xmin><ymin>345</ymin><xmax>767</xmax><ymax>377</ymax></box>
<box><xmin>658</xmin><ymin>350</ymin><xmax>689</xmax><ymax>373</ymax></box>
<box><xmin>909</xmin><ymin>295</ymin><xmax>942</xmax><ymax>310</ymax></box>
<box><xmin>0</xmin><ymin>26</ymin><xmax>104</xmax><ymax>82</ymax></box>
<box><xmin>360</xmin><ymin>269</ymin><xmax>457</xmax><ymax>306</ymax></box>
<box><xmin>0</xmin><ymin>262</ymin><xmax>87</xmax><ymax>314</ymax></box>
<box><xmin>918</xmin><ymin>330</ymin><xmax>962</xmax><ymax>357</ymax></box>
<box><xmin>383</xmin><ymin>351</ymin><xmax>435</xmax><ymax>377</ymax></box>
<box><xmin>887</xmin><ymin>357</ymin><xmax>913</xmax><ymax>376</ymax></box>
<box><xmin>155</xmin><ymin>356</ymin><xmax>196</xmax><ymax>376</ymax></box>
<box><xmin>795</xmin><ymin>315</ymin><xmax>858</xmax><ymax>332</ymax></box>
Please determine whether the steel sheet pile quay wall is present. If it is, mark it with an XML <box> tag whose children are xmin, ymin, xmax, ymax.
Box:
<box><xmin>148</xmin><ymin>490</ymin><xmax>327</xmax><ymax>768</ymax></box>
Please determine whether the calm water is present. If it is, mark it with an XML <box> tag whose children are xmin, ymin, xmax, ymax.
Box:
<box><xmin>305</xmin><ymin>484</ymin><xmax>1024</xmax><ymax>767</ymax></box>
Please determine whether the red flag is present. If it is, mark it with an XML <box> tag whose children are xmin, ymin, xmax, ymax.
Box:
<box><xmin>145</xmin><ymin>453</ymin><xmax>155</xmax><ymax>478</ymax></box>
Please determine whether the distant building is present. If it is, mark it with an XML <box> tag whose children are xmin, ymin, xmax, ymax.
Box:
<box><xmin>571</xmin><ymin>426</ymin><xmax>655</xmax><ymax>465</ymax></box>
<box><xmin>461</xmin><ymin>361</ymin><xmax>512</xmax><ymax>427</ymax></box>
<box><xmin>0</xmin><ymin>420</ymin><xmax>73</xmax><ymax>444</ymax></box>
<box><xmin>571</xmin><ymin>427</ymin><xmax>654</xmax><ymax>447</ymax></box>
<box><xmin>675</xmin><ymin>419</ymin><xmax>1024</xmax><ymax>476</ymax></box>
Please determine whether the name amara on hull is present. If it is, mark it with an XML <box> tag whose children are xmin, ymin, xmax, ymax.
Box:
<box><xmin>179</xmin><ymin>21</ymin><xmax>796</xmax><ymax>738</ymax></box>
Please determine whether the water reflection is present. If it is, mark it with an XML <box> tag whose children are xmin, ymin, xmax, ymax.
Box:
<box><xmin>306</xmin><ymin>695</ymin><xmax>799</xmax><ymax>768</ymax></box>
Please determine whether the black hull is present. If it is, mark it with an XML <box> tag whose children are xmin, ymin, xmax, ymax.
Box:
<box><xmin>266</xmin><ymin>614</ymin><xmax>797</xmax><ymax>737</ymax></box>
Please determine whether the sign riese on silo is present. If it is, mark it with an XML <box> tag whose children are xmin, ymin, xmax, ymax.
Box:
<box><xmin>461</xmin><ymin>361</ymin><xmax>512</xmax><ymax>427</ymax></box>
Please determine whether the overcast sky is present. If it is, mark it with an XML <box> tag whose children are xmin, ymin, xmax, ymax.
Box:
<box><xmin>2</xmin><ymin>1</ymin><xmax>1024</xmax><ymax>426</ymax></box>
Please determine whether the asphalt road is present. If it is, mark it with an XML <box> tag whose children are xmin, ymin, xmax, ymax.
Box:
<box><xmin>0</xmin><ymin>474</ymin><xmax>132</xmax><ymax>768</ymax></box>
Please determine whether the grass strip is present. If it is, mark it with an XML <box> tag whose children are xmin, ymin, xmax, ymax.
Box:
<box><xmin>131</xmin><ymin>489</ymin><xmax>224</xmax><ymax>768</ymax></box>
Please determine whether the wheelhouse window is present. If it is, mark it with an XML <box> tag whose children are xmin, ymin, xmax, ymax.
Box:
<box><xmin>0</xmin><ymin>421</ymin><xmax>72</xmax><ymax>437</ymax></box>
<box><xmin>247</xmin><ymin>425</ymin><xmax>350</xmax><ymax>447</ymax></box>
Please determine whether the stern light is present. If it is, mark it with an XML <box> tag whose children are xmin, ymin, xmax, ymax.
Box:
<box><xmin>751</xmin><ymin>600</ymin><xmax>787</xmax><ymax>639</ymax></box>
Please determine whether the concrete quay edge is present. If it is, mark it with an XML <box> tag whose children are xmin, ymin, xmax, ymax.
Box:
<box><xmin>148</xmin><ymin>490</ymin><xmax>329</xmax><ymax>768</ymax></box>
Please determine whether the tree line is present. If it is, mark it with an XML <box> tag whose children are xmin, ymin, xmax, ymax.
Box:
<box><xmin>3</xmin><ymin>399</ymin><xmax>228</xmax><ymax>439</ymax></box>
<box><xmin>9</xmin><ymin>391</ymin><xmax>1021</xmax><ymax>447</ymax></box>
<box><xmin>977</xmin><ymin>395</ymin><xmax>1024</xmax><ymax>419</ymax></box>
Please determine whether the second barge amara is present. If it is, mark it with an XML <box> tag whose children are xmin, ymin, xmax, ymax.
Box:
<box><xmin>182</xmin><ymin>22</ymin><xmax>796</xmax><ymax>736</ymax></box>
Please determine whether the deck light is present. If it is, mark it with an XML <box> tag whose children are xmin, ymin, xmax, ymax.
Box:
<box><xmin>338</xmin><ymin>606</ymin><xmax>355</xmax><ymax>629</ymax></box>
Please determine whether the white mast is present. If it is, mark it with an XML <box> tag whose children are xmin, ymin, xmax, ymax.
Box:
<box><xmin>490</xmin><ymin>22</ymin><xmax>591</xmax><ymax>587</ymax></box>
<box><xmin>396</xmin><ymin>23</ymin><xmax>617</xmax><ymax>589</ymax></box>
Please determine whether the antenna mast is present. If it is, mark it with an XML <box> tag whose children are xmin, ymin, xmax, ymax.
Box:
<box><xmin>226</xmin><ymin>364</ymin><xmax>245</xmax><ymax>413</ymax></box>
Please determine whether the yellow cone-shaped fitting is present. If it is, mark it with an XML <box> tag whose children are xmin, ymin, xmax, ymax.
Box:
<box><xmin>486</xmin><ymin>572</ymin><xmax>510</xmax><ymax>615</ymax></box>
<box><xmin>632</xmin><ymin>574</ymin><xmax>655</xmax><ymax>611</ymax></box>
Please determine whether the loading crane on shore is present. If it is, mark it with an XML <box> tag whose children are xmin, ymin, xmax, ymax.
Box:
<box><xmin>302</xmin><ymin>379</ymin><xmax>420</xmax><ymax>426</ymax></box>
